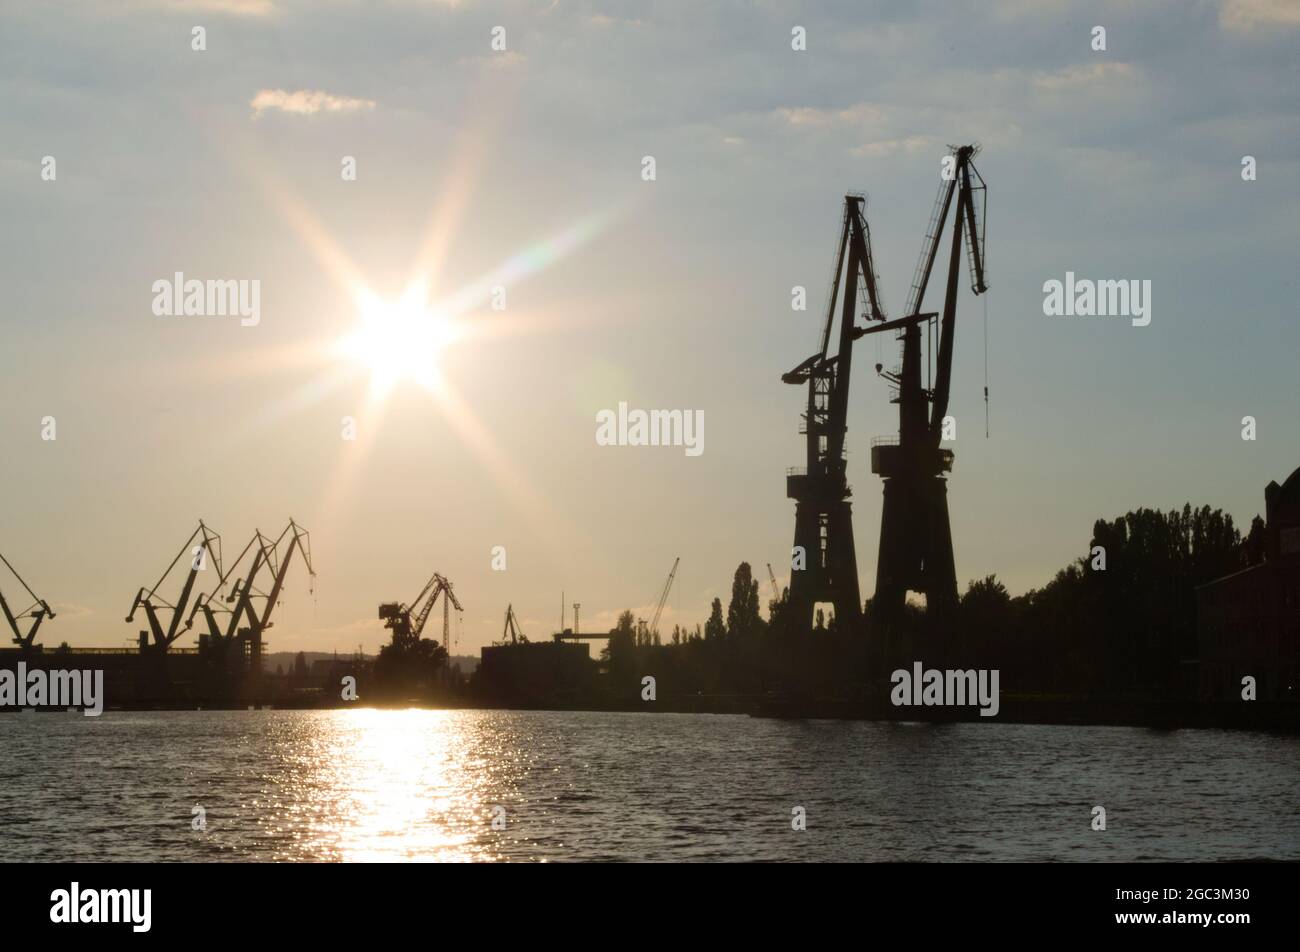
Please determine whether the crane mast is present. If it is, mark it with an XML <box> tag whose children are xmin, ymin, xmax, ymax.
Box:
<box><xmin>859</xmin><ymin>145</ymin><xmax>988</xmax><ymax>616</ymax></box>
<box><xmin>783</xmin><ymin>195</ymin><xmax>885</xmax><ymax>630</ymax></box>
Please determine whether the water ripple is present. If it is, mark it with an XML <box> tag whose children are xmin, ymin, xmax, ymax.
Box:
<box><xmin>1</xmin><ymin>710</ymin><xmax>1297</xmax><ymax>862</ymax></box>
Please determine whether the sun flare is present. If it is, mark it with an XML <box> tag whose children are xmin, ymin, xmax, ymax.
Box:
<box><xmin>340</xmin><ymin>282</ymin><xmax>459</xmax><ymax>393</ymax></box>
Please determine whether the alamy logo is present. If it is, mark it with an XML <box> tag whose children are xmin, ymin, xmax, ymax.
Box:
<box><xmin>0</xmin><ymin>663</ymin><xmax>104</xmax><ymax>716</ymax></box>
<box><xmin>152</xmin><ymin>272</ymin><xmax>260</xmax><ymax>326</ymax></box>
<box><xmin>1042</xmin><ymin>271</ymin><xmax>1150</xmax><ymax>327</ymax></box>
<box><xmin>891</xmin><ymin>662</ymin><xmax>1000</xmax><ymax>717</ymax></box>
<box><xmin>595</xmin><ymin>402</ymin><xmax>704</xmax><ymax>457</ymax></box>
<box><xmin>50</xmin><ymin>883</ymin><xmax>151</xmax><ymax>933</ymax></box>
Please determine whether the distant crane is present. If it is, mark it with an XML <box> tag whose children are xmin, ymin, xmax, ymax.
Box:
<box><xmin>501</xmin><ymin>604</ymin><xmax>528</xmax><ymax>645</ymax></box>
<box><xmin>0</xmin><ymin>550</ymin><xmax>55</xmax><ymax>653</ymax></box>
<box><xmin>766</xmin><ymin>563</ymin><xmax>780</xmax><ymax>602</ymax></box>
<box><xmin>126</xmin><ymin>521</ymin><xmax>223</xmax><ymax>653</ymax></box>
<box><xmin>648</xmin><ymin>557</ymin><xmax>680</xmax><ymax>641</ymax></box>
<box><xmin>860</xmin><ymin>144</ymin><xmax>988</xmax><ymax>616</ymax></box>
<box><xmin>783</xmin><ymin>194</ymin><xmax>886</xmax><ymax>630</ymax></box>
<box><xmin>380</xmin><ymin>572</ymin><xmax>463</xmax><ymax>652</ymax></box>
<box><xmin>186</xmin><ymin>520</ymin><xmax>315</xmax><ymax>672</ymax></box>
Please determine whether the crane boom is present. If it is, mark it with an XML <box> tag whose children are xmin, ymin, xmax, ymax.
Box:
<box><xmin>928</xmin><ymin>148</ymin><xmax>987</xmax><ymax>442</ymax></box>
<box><xmin>0</xmin><ymin>550</ymin><xmax>55</xmax><ymax>652</ymax></box>
<box><xmin>412</xmin><ymin>573</ymin><xmax>462</xmax><ymax>644</ymax></box>
<box><xmin>126</xmin><ymin>521</ymin><xmax>222</xmax><ymax>651</ymax></box>
<box><xmin>177</xmin><ymin>521</ymin><xmax>311</xmax><ymax>673</ymax></box>
<box><xmin>648</xmin><ymin>557</ymin><xmax>680</xmax><ymax>640</ymax></box>
<box><xmin>186</xmin><ymin>530</ymin><xmax>275</xmax><ymax>643</ymax></box>
<box><xmin>383</xmin><ymin>572</ymin><xmax>464</xmax><ymax>652</ymax></box>
<box><xmin>502</xmin><ymin>604</ymin><xmax>528</xmax><ymax>645</ymax></box>
<box><xmin>258</xmin><ymin>520</ymin><xmax>314</xmax><ymax>631</ymax></box>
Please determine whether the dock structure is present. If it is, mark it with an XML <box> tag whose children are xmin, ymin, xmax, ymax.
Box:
<box><xmin>478</xmin><ymin>634</ymin><xmax>599</xmax><ymax>705</ymax></box>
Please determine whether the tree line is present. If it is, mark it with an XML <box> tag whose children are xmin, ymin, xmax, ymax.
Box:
<box><xmin>601</xmin><ymin>503</ymin><xmax>1254</xmax><ymax>701</ymax></box>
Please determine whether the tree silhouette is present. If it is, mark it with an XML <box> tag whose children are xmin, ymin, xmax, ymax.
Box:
<box><xmin>726</xmin><ymin>562</ymin><xmax>763</xmax><ymax>640</ymax></box>
<box><xmin>704</xmin><ymin>598</ymin><xmax>725</xmax><ymax>641</ymax></box>
<box><xmin>603</xmin><ymin>610</ymin><xmax>636</xmax><ymax>661</ymax></box>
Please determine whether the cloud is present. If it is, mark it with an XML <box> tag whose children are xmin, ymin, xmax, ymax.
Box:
<box><xmin>1220</xmin><ymin>0</ymin><xmax>1300</xmax><ymax>31</ymax></box>
<box><xmin>145</xmin><ymin>0</ymin><xmax>275</xmax><ymax>13</ymax></box>
<box><xmin>770</xmin><ymin>104</ymin><xmax>937</xmax><ymax>159</ymax></box>
<box><xmin>1032</xmin><ymin>62</ymin><xmax>1137</xmax><ymax>91</ymax></box>
<box><xmin>249</xmin><ymin>88</ymin><xmax>376</xmax><ymax>118</ymax></box>
<box><xmin>993</xmin><ymin>0</ymin><xmax>1069</xmax><ymax>16</ymax></box>
<box><xmin>457</xmin><ymin>51</ymin><xmax>527</xmax><ymax>69</ymax></box>
<box><xmin>588</xmin><ymin>14</ymin><xmax>645</xmax><ymax>28</ymax></box>
<box><xmin>775</xmin><ymin>103</ymin><xmax>886</xmax><ymax>128</ymax></box>
<box><xmin>851</xmin><ymin>135</ymin><xmax>932</xmax><ymax>158</ymax></box>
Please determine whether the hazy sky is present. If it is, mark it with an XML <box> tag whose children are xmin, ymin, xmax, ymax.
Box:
<box><xmin>2</xmin><ymin>0</ymin><xmax>1297</xmax><ymax>653</ymax></box>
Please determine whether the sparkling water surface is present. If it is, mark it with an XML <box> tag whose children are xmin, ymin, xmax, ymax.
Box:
<box><xmin>1</xmin><ymin>709</ymin><xmax>1296</xmax><ymax>862</ymax></box>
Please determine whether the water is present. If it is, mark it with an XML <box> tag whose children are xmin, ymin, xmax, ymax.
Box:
<box><xmin>1</xmin><ymin>709</ymin><xmax>1296</xmax><ymax>862</ymax></box>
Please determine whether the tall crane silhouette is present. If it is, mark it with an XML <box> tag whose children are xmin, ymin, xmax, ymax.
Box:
<box><xmin>860</xmin><ymin>145</ymin><xmax>988</xmax><ymax>616</ymax></box>
<box><xmin>783</xmin><ymin>195</ymin><xmax>886</xmax><ymax>629</ymax></box>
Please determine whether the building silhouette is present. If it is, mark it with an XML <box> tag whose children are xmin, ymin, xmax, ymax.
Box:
<box><xmin>1195</xmin><ymin>466</ymin><xmax>1300</xmax><ymax>701</ymax></box>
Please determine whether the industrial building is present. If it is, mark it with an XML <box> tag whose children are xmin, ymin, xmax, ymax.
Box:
<box><xmin>1194</xmin><ymin>467</ymin><xmax>1300</xmax><ymax>701</ymax></box>
<box><xmin>478</xmin><ymin>639</ymin><xmax>597</xmax><ymax>706</ymax></box>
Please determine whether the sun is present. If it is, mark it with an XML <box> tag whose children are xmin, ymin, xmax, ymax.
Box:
<box><xmin>340</xmin><ymin>281</ymin><xmax>460</xmax><ymax>394</ymax></box>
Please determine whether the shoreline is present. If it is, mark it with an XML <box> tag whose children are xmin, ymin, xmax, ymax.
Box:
<box><xmin>3</xmin><ymin>696</ymin><xmax>1297</xmax><ymax>734</ymax></box>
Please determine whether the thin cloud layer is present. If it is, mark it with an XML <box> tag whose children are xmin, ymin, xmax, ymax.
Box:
<box><xmin>1220</xmin><ymin>0</ymin><xmax>1300</xmax><ymax>31</ymax></box>
<box><xmin>250</xmin><ymin>88</ymin><xmax>376</xmax><ymax>118</ymax></box>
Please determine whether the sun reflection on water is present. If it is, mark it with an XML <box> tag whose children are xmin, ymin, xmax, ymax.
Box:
<box><xmin>297</xmin><ymin>708</ymin><xmax>501</xmax><ymax>862</ymax></box>
<box><xmin>8</xmin><ymin>710</ymin><xmax>1300</xmax><ymax>862</ymax></box>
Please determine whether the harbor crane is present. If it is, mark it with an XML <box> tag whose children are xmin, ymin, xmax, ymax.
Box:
<box><xmin>766</xmin><ymin>563</ymin><xmax>781</xmax><ymax>602</ymax></box>
<box><xmin>0</xmin><ymin>550</ymin><xmax>55</xmax><ymax>653</ymax></box>
<box><xmin>858</xmin><ymin>144</ymin><xmax>988</xmax><ymax>616</ymax></box>
<box><xmin>501</xmin><ymin>604</ymin><xmax>528</xmax><ymax>645</ymax></box>
<box><xmin>380</xmin><ymin>572</ymin><xmax>463</xmax><ymax>652</ymax></box>
<box><xmin>126</xmin><ymin>521</ymin><xmax>222</xmax><ymax>653</ymax></box>
<box><xmin>648</xmin><ymin>557</ymin><xmax>679</xmax><ymax>641</ymax></box>
<box><xmin>783</xmin><ymin>194</ymin><xmax>887</xmax><ymax>629</ymax></box>
<box><xmin>187</xmin><ymin>529</ymin><xmax>275</xmax><ymax>647</ymax></box>
<box><xmin>186</xmin><ymin>520</ymin><xmax>315</xmax><ymax>672</ymax></box>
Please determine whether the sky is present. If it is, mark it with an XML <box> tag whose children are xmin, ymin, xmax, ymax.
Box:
<box><xmin>1</xmin><ymin>0</ymin><xmax>1297</xmax><ymax>654</ymax></box>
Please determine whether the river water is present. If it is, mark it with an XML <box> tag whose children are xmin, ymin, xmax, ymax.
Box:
<box><xmin>1</xmin><ymin>709</ymin><xmax>1296</xmax><ymax>862</ymax></box>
